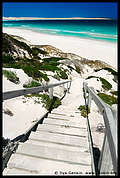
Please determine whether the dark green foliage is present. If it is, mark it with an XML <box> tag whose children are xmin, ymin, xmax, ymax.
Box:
<box><xmin>75</xmin><ymin>65</ymin><xmax>82</xmax><ymax>74</ymax></box>
<box><xmin>94</xmin><ymin>67</ymin><xmax>117</xmax><ymax>76</ymax></box>
<box><xmin>40</xmin><ymin>94</ymin><xmax>61</xmax><ymax>110</ymax></box>
<box><xmin>110</xmin><ymin>91</ymin><xmax>118</xmax><ymax>96</ymax></box>
<box><xmin>40</xmin><ymin>63</ymin><xmax>60</xmax><ymax>72</ymax></box>
<box><xmin>97</xmin><ymin>92</ymin><xmax>118</xmax><ymax>106</ymax></box>
<box><xmin>86</xmin><ymin>76</ymin><xmax>112</xmax><ymax>91</ymax></box>
<box><xmin>2</xmin><ymin>33</ymin><xmax>32</xmax><ymax>55</ymax></box>
<box><xmin>3</xmin><ymin>70</ymin><xmax>19</xmax><ymax>84</ymax></box>
<box><xmin>42</xmin><ymin>57</ymin><xmax>65</xmax><ymax>63</ymax></box>
<box><xmin>2</xmin><ymin>54</ymin><xmax>15</xmax><ymax>64</ymax></box>
<box><xmin>78</xmin><ymin>105</ymin><xmax>90</xmax><ymax>118</ymax></box>
<box><xmin>86</xmin><ymin>76</ymin><xmax>96</xmax><ymax>80</ymax></box>
<box><xmin>94</xmin><ymin>67</ymin><xmax>118</xmax><ymax>83</ymax></box>
<box><xmin>99</xmin><ymin>77</ymin><xmax>112</xmax><ymax>91</ymax></box>
<box><xmin>24</xmin><ymin>93</ymin><xmax>61</xmax><ymax>111</ymax></box>
<box><xmin>56</xmin><ymin>69</ymin><xmax>68</xmax><ymax>79</ymax></box>
<box><xmin>31</xmin><ymin>47</ymin><xmax>48</xmax><ymax>56</ymax></box>
<box><xmin>23</xmin><ymin>80</ymin><xmax>41</xmax><ymax>88</ymax></box>
<box><xmin>2</xmin><ymin>33</ymin><xmax>68</xmax><ymax>82</ymax></box>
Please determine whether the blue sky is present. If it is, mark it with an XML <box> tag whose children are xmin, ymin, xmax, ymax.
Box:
<box><xmin>2</xmin><ymin>2</ymin><xmax>118</xmax><ymax>19</ymax></box>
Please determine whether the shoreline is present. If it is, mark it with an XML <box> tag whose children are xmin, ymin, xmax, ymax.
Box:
<box><xmin>3</xmin><ymin>17</ymin><xmax>112</xmax><ymax>20</ymax></box>
<box><xmin>3</xmin><ymin>27</ymin><xmax>117</xmax><ymax>70</ymax></box>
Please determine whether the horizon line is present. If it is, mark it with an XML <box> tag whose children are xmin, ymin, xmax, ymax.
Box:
<box><xmin>3</xmin><ymin>17</ymin><xmax>113</xmax><ymax>20</ymax></box>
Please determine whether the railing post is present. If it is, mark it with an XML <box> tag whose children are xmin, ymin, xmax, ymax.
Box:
<box><xmin>48</xmin><ymin>87</ymin><xmax>53</xmax><ymax>99</ymax></box>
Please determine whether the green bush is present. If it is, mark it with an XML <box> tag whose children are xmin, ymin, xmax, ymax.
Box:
<box><xmin>99</xmin><ymin>77</ymin><xmax>112</xmax><ymax>91</ymax></box>
<box><xmin>94</xmin><ymin>67</ymin><xmax>117</xmax><ymax>76</ymax></box>
<box><xmin>3</xmin><ymin>70</ymin><xmax>19</xmax><ymax>84</ymax></box>
<box><xmin>57</xmin><ymin>69</ymin><xmax>68</xmax><ymax>79</ymax></box>
<box><xmin>97</xmin><ymin>92</ymin><xmax>118</xmax><ymax>106</ymax></box>
<box><xmin>86</xmin><ymin>76</ymin><xmax>112</xmax><ymax>91</ymax></box>
<box><xmin>31</xmin><ymin>47</ymin><xmax>48</xmax><ymax>56</ymax></box>
<box><xmin>94</xmin><ymin>67</ymin><xmax>118</xmax><ymax>83</ymax></box>
<box><xmin>110</xmin><ymin>91</ymin><xmax>118</xmax><ymax>96</ymax></box>
<box><xmin>40</xmin><ymin>94</ymin><xmax>61</xmax><ymax>110</ymax></box>
<box><xmin>78</xmin><ymin>105</ymin><xmax>90</xmax><ymax>118</ymax></box>
<box><xmin>86</xmin><ymin>76</ymin><xmax>97</xmax><ymax>80</ymax></box>
<box><xmin>23</xmin><ymin>80</ymin><xmax>41</xmax><ymax>88</ymax></box>
<box><xmin>2</xmin><ymin>54</ymin><xmax>15</xmax><ymax>64</ymax></box>
<box><xmin>42</xmin><ymin>57</ymin><xmax>65</xmax><ymax>63</ymax></box>
<box><xmin>24</xmin><ymin>93</ymin><xmax>61</xmax><ymax>111</ymax></box>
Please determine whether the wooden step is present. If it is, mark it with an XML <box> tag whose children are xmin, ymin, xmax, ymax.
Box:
<box><xmin>43</xmin><ymin>117</ymin><xmax>87</xmax><ymax>128</ymax></box>
<box><xmin>36</xmin><ymin>123</ymin><xmax>88</xmax><ymax>138</ymax></box>
<box><xmin>27</xmin><ymin>131</ymin><xmax>89</xmax><ymax>152</ymax></box>
<box><xmin>12</xmin><ymin>143</ymin><xmax>91</xmax><ymax>165</ymax></box>
<box><xmin>29</xmin><ymin>130</ymin><xmax>89</xmax><ymax>148</ymax></box>
<box><xmin>4</xmin><ymin>153</ymin><xmax>92</xmax><ymax>175</ymax></box>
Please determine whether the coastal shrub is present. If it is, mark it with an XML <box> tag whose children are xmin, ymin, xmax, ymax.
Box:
<box><xmin>94</xmin><ymin>67</ymin><xmax>117</xmax><ymax>76</ymax></box>
<box><xmin>75</xmin><ymin>65</ymin><xmax>82</xmax><ymax>74</ymax></box>
<box><xmin>2</xmin><ymin>54</ymin><xmax>15</xmax><ymax>64</ymax></box>
<box><xmin>110</xmin><ymin>90</ymin><xmax>118</xmax><ymax>96</ymax></box>
<box><xmin>23</xmin><ymin>80</ymin><xmax>41</xmax><ymax>88</ymax></box>
<box><xmin>42</xmin><ymin>57</ymin><xmax>65</xmax><ymax>63</ymax></box>
<box><xmin>40</xmin><ymin>94</ymin><xmax>61</xmax><ymax>110</ymax></box>
<box><xmin>57</xmin><ymin>69</ymin><xmax>68</xmax><ymax>79</ymax></box>
<box><xmin>86</xmin><ymin>76</ymin><xmax>112</xmax><ymax>91</ymax></box>
<box><xmin>78</xmin><ymin>105</ymin><xmax>90</xmax><ymax>118</ymax></box>
<box><xmin>3</xmin><ymin>70</ymin><xmax>19</xmax><ymax>84</ymax></box>
<box><xmin>53</xmin><ymin>74</ymin><xmax>60</xmax><ymax>80</ymax></box>
<box><xmin>97</xmin><ymin>92</ymin><xmax>118</xmax><ymax>106</ymax></box>
<box><xmin>99</xmin><ymin>77</ymin><xmax>112</xmax><ymax>91</ymax></box>
<box><xmin>94</xmin><ymin>67</ymin><xmax>118</xmax><ymax>83</ymax></box>
<box><xmin>86</xmin><ymin>76</ymin><xmax>97</xmax><ymax>80</ymax></box>
<box><xmin>31</xmin><ymin>47</ymin><xmax>48</xmax><ymax>56</ymax></box>
<box><xmin>40</xmin><ymin>63</ymin><xmax>59</xmax><ymax>72</ymax></box>
<box><xmin>24</xmin><ymin>93</ymin><xmax>61</xmax><ymax>111</ymax></box>
<box><xmin>9</xmin><ymin>36</ymin><xmax>32</xmax><ymax>55</ymax></box>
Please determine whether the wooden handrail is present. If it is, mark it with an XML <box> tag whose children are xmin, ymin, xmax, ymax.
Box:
<box><xmin>3</xmin><ymin>80</ymin><xmax>71</xmax><ymax>100</ymax></box>
<box><xmin>83</xmin><ymin>82</ymin><xmax>117</xmax><ymax>175</ymax></box>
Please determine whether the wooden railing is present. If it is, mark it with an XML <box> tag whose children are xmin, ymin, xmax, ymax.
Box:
<box><xmin>83</xmin><ymin>82</ymin><xmax>117</xmax><ymax>176</ymax></box>
<box><xmin>2</xmin><ymin>80</ymin><xmax>71</xmax><ymax>171</ymax></box>
<box><xmin>3</xmin><ymin>80</ymin><xmax>71</xmax><ymax>100</ymax></box>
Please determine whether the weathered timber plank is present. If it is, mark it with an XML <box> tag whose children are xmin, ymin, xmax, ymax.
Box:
<box><xmin>15</xmin><ymin>143</ymin><xmax>91</xmax><ymax>165</ymax></box>
<box><xmin>4</xmin><ymin>153</ymin><xmax>92</xmax><ymax>175</ymax></box>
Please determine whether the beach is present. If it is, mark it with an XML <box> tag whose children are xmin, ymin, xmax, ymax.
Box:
<box><xmin>2</xmin><ymin>27</ymin><xmax>117</xmax><ymax>140</ymax></box>
<box><xmin>3</xmin><ymin>27</ymin><xmax>117</xmax><ymax>70</ymax></box>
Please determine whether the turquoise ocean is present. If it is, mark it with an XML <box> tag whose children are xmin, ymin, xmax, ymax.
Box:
<box><xmin>2</xmin><ymin>19</ymin><xmax>117</xmax><ymax>43</ymax></box>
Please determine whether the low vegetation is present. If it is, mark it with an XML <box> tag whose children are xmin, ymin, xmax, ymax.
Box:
<box><xmin>23</xmin><ymin>80</ymin><xmax>41</xmax><ymax>88</ymax></box>
<box><xmin>24</xmin><ymin>93</ymin><xmax>61</xmax><ymax>111</ymax></box>
<box><xmin>97</xmin><ymin>92</ymin><xmax>118</xmax><ymax>106</ymax></box>
<box><xmin>94</xmin><ymin>67</ymin><xmax>118</xmax><ymax>83</ymax></box>
<box><xmin>110</xmin><ymin>90</ymin><xmax>118</xmax><ymax>96</ymax></box>
<box><xmin>3</xmin><ymin>69</ymin><xmax>19</xmax><ymax>84</ymax></box>
<box><xmin>78</xmin><ymin>105</ymin><xmax>90</xmax><ymax>118</ymax></box>
<box><xmin>86</xmin><ymin>76</ymin><xmax>112</xmax><ymax>91</ymax></box>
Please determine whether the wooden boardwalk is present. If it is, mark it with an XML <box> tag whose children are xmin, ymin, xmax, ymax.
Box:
<box><xmin>3</xmin><ymin>106</ymin><xmax>92</xmax><ymax>175</ymax></box>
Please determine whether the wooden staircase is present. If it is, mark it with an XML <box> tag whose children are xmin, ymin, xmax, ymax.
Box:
<box><xmin>3</xmin><ymin>107</ymin><xmax>92</xmax><ymax>175</ymax></box>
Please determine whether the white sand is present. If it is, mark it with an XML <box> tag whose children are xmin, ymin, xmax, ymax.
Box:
<box><xmin>3</xmin><ymin>27</ymin><xmax>117</xmax><ymax>70</ymax></box>
<box><xmin>2</xmin><ymin>27</ymin><xmax>117</xmax><ymax>142</ymax></box>
<box><xmin>2</xmin><ymin>68</ymin><xmax>47</xmax><ymax>140</ymax></box>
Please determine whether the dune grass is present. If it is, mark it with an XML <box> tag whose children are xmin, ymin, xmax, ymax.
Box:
<box><xmin>3</xmin><ymin>69</ymin><xmax>19</xmax><ymax>84</ymax></box>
